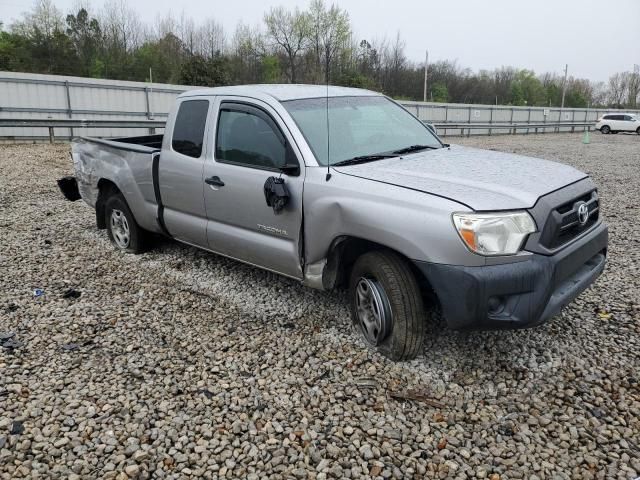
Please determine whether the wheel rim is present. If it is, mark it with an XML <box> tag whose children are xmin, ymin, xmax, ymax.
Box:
<box><xmin>110</xmin><ymin>209</ymin><xmax>130</xmax><ymax>249</ymax></box>
<box><xmin>355</xmin><ymin>277</ymin><xmax>392</xmax><ymax>345</ymax></box>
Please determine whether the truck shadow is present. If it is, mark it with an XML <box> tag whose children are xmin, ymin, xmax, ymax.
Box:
<box><xmin>145</xmin><ymin>235</ymin><xmax>580</xmax><ymax>368</ymax></box>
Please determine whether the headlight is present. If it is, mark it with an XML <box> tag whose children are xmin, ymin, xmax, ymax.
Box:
<box><xmin>452</xmin><ymin>211</ymin><xmax>537</xmax><ymax>256</ymax></box>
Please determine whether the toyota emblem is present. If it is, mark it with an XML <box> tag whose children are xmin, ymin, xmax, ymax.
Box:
<box><xmin>577</xmin><ymin>203</ymin><xmax>589</xmax><ymax>225</ymax></box>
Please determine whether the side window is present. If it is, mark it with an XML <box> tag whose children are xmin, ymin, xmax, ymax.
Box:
<box><xmin>602</xmin><ymin>115</ymin><xmax>611</xmax><ymax>120</ymax></box>
<box><xmin>172</xmin><ymin>100</ymin><xmax>209</xmax><ymax>158</ymax></box>
<box><xmin>216</xmin><ymin>106</ymin><xmax>287</xmax><ymax>170</ymax></box>
<box><xmin>623</xmin><ymin>115</ymin><xmax>632</xmax><ymax>121</ymax></box>
<box><xmin>613</xmin><ymin>115</ymin><xmax>624</xmax><ymax>121</ymax></box>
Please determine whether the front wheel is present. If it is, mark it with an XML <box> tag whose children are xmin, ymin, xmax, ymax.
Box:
<box><xmin>636</xmin><ymin>127</ymin><xmax>640</xmax><ymax>135</ymax></box>
<box><xmin>105</xmin><ymin>193</ymin><xmax>147</xmax><ymax>253</ymax></box>
<box><xmin>349</xmin><ymin>250</ymin><xmax>426</xmax><ymax>361</ymax></box>
<box><xmin>600</xmin><ymin>125</ymin><xmax>610</xmax><ymax>134</ymax></box>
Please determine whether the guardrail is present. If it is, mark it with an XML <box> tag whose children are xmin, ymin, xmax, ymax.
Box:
<box><xmin>0</xmin><ymin>118</ymin><xmax>166</xmax><ymax>142</ymax></box>
<box><xmin>0</xmin><ymin>118</ymin><xmax>594</xmax><ymax>143</ymax></box>
<box><xmin>431</xmin><ymin>121</ymin><xmax>594</xmax><ymax>136</ymax></box>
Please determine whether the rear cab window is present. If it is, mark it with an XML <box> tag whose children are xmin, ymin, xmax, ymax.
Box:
<box><xmin>172</xmin><ymin>100</ymin><xmax>210</xmax><ymax>158</ymax></box>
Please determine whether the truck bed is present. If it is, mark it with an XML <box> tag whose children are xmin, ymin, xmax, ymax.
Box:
<box><xmin>110</xmin><ymin>134</ymin><xmax>164</xmax><ymax>150</ymax></box>
<box><xmin>71</xmin><ymin>135</ymin><xmax>163</xmax><ymax>234</ymax></box>
<box><xmin>78</xmin><ymin>133</ymin><xmax>163</xmax><ymax>152</ymax></box>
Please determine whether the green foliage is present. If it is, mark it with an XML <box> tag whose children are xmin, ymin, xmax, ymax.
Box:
<box><xmin>261</xmin><ymin>55</ymin><xmax>281</xmax><ymax>83</ymax></box>
<box><xmin>337</xmin><ymin>70</ymin><xmax>375</xmax><ymax>89</ymax></box>
<box><xmin>0</xmin><ymin>0</ymin><xmax>631</xmax><ymax>108</ymax></box>
<box><xmin>431</xmin><ymin>83</ymin><xmax>448</xmax><ymax>102</ymax></box>
<box><xmin>509</xmin><ymin>70</ymin><xmax>545</xmax><ymax>106</ymax></box>
<box><xmin>0</xmin><ymin>31</ymin><xmax>31</xmax><ymax>71</ymax></box>
<box><xmin>180</xmin><ymin>54</ymin><xmax>228</xmax><ymax>86</ymax></box>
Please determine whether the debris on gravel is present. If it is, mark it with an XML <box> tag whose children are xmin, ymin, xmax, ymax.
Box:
<box><xmin>1</xmin><ymin>133</ymin><xmax>639</xmax><ymax>479</ymax></box>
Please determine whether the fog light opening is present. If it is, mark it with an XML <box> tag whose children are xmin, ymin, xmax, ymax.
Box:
<box><xmin>488</xmin><ymin>296</ymin><xmax>505</xmax><ymax>315</ymax></box>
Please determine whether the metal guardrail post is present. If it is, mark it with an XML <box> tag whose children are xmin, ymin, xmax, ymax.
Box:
<box><xmin>489</xmin><ymin>107</ymin><xmax>493</xmax><ymax>136</ymax></box>
<box><xmin>48</xmin><ymin>127</ymin><xmax>54</xmax><ymax>143</ymax></box>
<box><xmin>444</xmin><ymin>105</ymin><xmax>448</xmax><ymax>136</ymax></box>
<box><xmin>145</xmin><ymin>87</ymin><xmax>154</xmax><ymax>135</ymax></box>
<box><xmin>64</xmin><ymin>80</ymin><xmax>74</xmax><ymax>138</ymax></box>
<box><xmin>510</xmin><ymin>108</ymin><xmax>514</xmax><ymax>134</ymax></box>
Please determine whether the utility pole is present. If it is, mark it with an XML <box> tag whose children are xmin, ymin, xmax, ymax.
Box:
<box><xmin>423</xmin><ymin>50</ymin><xmax>429</xmax><ymax>102</ymax></box>
<box><xmin>560</xmin><ymin>63</ymin><xmax>568</xmax><ymax>109</ymax></box>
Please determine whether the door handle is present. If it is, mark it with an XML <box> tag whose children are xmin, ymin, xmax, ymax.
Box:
<box><xmin>205</xmin><ymin>176</ymin><xmax>225</xmax><ymax>187</ymax></box>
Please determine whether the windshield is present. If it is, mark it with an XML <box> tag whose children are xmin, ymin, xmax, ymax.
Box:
<box><xmin>283</xmin><ymin>96</ymin><xmax>442</xmax><ymax>166</ymax></box>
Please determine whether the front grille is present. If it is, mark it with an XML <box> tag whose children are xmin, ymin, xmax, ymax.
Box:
<box><xmin>539</xmin><ymin>190</ymin><xmax>599</xmax><ymax>249</ymax></box>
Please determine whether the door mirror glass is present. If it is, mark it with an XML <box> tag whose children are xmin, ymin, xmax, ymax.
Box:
<box><xmin>279</xmin><ymin>143</ymin><xmax>300</xmax><ymax>176</ymax></box>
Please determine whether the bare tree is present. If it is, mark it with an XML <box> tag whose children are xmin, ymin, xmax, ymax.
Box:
<box><xmin>101</xmin><ymin>0</ymin><xmax>143</xmax><ymax>52</ymax></box>
<box><xmin>198</xmin><ymin>19</ymin><xmax>225</xmax><ymax>58</ymax></box>
<box><xmin>12</xmin><ymin>0</ymin><xmax>64</xmax><ymax>38</ymax></box>
<box><xmin>309</xmin><ymin>0</ymin><xmax>350</xmax><ymax>83</ymax></box>
<box><xmin>608</xmin><ymin>72</ymin><xmax>628</xmax><ymax>107</ymax></box>
<box><xmin>264</xmin><ymin>6</ymin><xmax>310</xmax><ymax>83</ymax></box>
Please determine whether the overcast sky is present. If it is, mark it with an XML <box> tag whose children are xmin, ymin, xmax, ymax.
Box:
<box><xmin>1</xmin><ymin>0</ymin><xmax>638</xmax><ymax>81</ymax></box>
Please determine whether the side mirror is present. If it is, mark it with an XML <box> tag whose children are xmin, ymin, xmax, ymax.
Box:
<box><xmin>263</xmin><ymin>176</ymin><xmax>290</xmax><ymax>214</ymax></box>
<box><xmin>280</xmin><ymin>164</ymin><xmax>300</xmax><ymax>176</ymax></box>
<box><xmin>280</xmin><ymin>143</ymin><xmax>300</xmax><ymax>176</ymax></box>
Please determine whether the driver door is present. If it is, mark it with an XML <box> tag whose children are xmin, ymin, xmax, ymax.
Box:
<box><xmin>202</xmin><ymin>97</ymin><xmax>305</xmax><ymax>279</ymax></box>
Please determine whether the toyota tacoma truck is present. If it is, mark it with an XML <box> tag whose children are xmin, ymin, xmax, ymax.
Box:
<box><xmin>60</xmin><ymin>85</ymin><xmax>608</xmax><ymax>361</ymax></box>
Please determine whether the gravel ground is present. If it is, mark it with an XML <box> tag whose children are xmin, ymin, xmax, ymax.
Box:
<box><xmin>1</xmin><ymin>132</ymin><xmax>639</xmax><ymax>480</ymax></box>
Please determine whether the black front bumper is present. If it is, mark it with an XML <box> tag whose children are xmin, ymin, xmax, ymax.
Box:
<box><xmin>415</xmin><ymin>222</ymin><xmax>608</xmax><ymax>330</ymax></box>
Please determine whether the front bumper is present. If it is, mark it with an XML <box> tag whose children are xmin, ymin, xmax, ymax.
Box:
<box><xmin>415</xmin><ymin>222</ymin><xmax>608</xmax><ymax>330</ymax></box>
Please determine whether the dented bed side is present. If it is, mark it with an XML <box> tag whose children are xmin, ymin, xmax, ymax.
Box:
<box><xmin>71</xmin><ymin>137</ymin><xmax>163</xmax><ymax>234</ymax></box>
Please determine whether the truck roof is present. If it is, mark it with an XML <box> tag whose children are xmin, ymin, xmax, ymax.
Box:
<box><xmin>178</xmin><ymin>84</ymin><xmax>381</xmax><ymax>102</ymax></box>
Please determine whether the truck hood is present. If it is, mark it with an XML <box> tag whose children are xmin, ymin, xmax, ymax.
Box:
<box><xmin>333</xmin><ymin>145</ymin><xmax>587</xmax><ymax>210</ymax></box>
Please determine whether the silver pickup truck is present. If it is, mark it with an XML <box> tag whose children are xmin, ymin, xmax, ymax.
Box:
<box><xmin>61</xmin><ymin>85</ymin><xmax>608</xmax><ymax>361</ymax></box>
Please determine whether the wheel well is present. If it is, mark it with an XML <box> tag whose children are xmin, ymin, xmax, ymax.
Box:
<box><xmin>325</xmin><ymin>236</ymin><xmax>435</xmax><ymax>302</ymax></box>
<box><xmin>95</xmin><ymin>179</ymin><xmax>120</xmax><ymax>229</ymax></box>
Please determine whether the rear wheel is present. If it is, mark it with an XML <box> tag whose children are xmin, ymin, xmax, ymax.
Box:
<box><xmin>600</xmin><ymin>125</ymin><xmax>610</xmax><ymax>134</ymax></box>
<box><xmin>349</xmin><ymin>250</ymin><xmax>426</xmax><ymax>361</ymax></box>
<box><xmin>105</xmin><ymin>193</ymin><xmax>147</xmax><ymax>253</ymax></box>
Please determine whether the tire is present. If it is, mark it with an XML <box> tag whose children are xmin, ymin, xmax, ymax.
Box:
<box><xmin>105</xmin><ymin>193</ymin><xmax>147</xmax><ymax>253</ymax></box>
<box><xmin>600</xmin><ymin>125</ymin><xmax>610</xmax><ymax>134</ymax></box>
<box><xmin>349</xmin><ymin>250</ymin><xmax>425</xmax><ymax>361</ymax></box>
<box><xmin>637</xmin><ymin>127</ymin><xmax>640</xmax><ymax>135</ymax></box>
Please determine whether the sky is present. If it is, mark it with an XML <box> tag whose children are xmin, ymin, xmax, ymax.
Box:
<box><xmin>1</xmin><ymin>0</ymin><xmax>638</xmax><ymax>82</ymax></box>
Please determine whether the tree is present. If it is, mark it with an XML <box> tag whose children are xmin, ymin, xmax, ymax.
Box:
<box><xmin>180</xmin><ymin>54</ymin><xmax>228</xmax><ymax>86</ymax></box>
<box><xmin>261</xmin><ymin>55</ymin><xmax>281</xmax><ymax>83</ymax></box>
<box><xmin>309</xmin><ymin>0</ymin><xmax>350</xmax><ymax>82</ymax></box>
<box><xmin>0</xmin><ymin>0</ymin><xmax>634</xmax><ymax>108</ymax></box>
<box><xmin>66</xmin><ymin>8</ymin><xmax>102</xmax><ymax>77</ymax></box>
<box><xmin>264</xmin><ymin>6</ymin><xmax>310</xmax><ymax>83</ymax></box>
<box><xmin>608</xmin><ymin>72</ymin><xmax>627</xmax><ymax>107</ymax></box>
<box><xmin>431</xmin><ymin>83</ymin><xmax>448</xmax><ymax>102</ymax></box>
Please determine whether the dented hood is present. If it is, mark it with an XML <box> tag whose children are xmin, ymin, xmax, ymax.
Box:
<box><xmin>333</xmin><ymin>145</ymin><xmax>588</xmax><ymax>210</ymax></box>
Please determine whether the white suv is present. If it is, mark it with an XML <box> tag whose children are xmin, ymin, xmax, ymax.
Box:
<box><xmin>595</xmin><ymin>113</ymin><xmax>640</xmax><ymax>134</ymax></box>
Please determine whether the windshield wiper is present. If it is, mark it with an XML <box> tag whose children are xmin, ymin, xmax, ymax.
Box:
<box><xmin>392</xmin><ymin>144</ymin><xmax>439</xmax><ymax>155</ymax></box>
<box><xmin>332</xmin><ymin>154</ymin><xmax>398</xmax><ymax>167</ymax></box>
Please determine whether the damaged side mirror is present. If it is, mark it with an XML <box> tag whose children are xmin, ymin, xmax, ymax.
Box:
<box><xmin>263</xmin><ymin>176</ymin><xmax>290</xmax><ymax>214</ymax></box>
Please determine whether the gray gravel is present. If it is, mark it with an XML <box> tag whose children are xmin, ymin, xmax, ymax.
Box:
<box><xmin>1</xmin><ymin>132</ymin><xmax>639</xmax><ymax>479</ymax></box>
